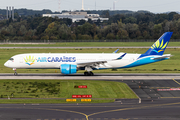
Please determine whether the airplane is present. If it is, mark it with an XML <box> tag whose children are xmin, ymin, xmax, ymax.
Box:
<box><xmin>4</xmin><ymin>32</ymin><xmax>173</xmax><ymax>76</ymax></box>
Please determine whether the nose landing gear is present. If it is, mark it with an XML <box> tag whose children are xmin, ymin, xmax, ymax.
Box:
<box><xmin>13</xmin><ymin>68</ymin><xmax>18</xmax><ymax>76</ymax></box>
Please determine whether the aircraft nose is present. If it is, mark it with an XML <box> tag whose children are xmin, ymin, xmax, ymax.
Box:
<box><xmin>4</xmin><ymin>61</ymin><xmax>9</xmax><ymax>67</ymax></box>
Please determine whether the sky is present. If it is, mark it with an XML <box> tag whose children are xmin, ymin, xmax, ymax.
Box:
<box><xmin>1</xmin><ymin>0</ymin><xmax>180</xmax><ymax>13</ymax></box>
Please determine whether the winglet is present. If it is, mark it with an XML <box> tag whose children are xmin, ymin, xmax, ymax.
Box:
<box><xmin>113</xmin><ymin>49</ymin><xmax>119</xmax><ymax>53</ymax></box>
<box><xmin>116</xmin><ymin>53</ymin><xmax>126</xmax><ymax>60</ymax></box>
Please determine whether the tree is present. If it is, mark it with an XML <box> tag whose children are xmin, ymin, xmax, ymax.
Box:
<box><xmin>45</xmin><ymin>22</ymin><xmax>58</xmax><ymax>37</ymax></box>
<box><xmin>143</xmin><ymin>30</ymin><xmax>150</xmax><ymax>39</ymax></box>
<box><xmin>153</xmin><ymin>24</ymin><xmax>162</xmax><ymax>38</ymax></box>
<box><xmin>78</xmin><ymin>34</ymin><xmax>92</xmax><ymax>40</ymax></box>
<box><xmin>168</xmin><ymin>12</ymin><xmax>178</xmax><ymax>21</ymax></box>
<box><xmin>94</xmin><ymin>35</ymin><xmax>99</xmax><ymax>40</ymax></box>
<box><xmin>1</xmin><ymin>30</ymin><xmax>10</xmax><ymax>36</ymax></box>
<box><xmin>41</xmin><ymin>35</ymin><xmax>49</xmax><ymax>40</ymax></box>
<box><xmin>125</xmin><ymin>23</ymin><xmax>139</xmax><ymax>38</ymax></box>
<box><xmin>124</xmin><ymin>17</ymin><xmax>137</xmax><ymax>24</ymax></box>
<box><xmin>71</xmin><ymin>34</ymin><xmax>76</xmax><ymax>40</ymax></box>
<box><xmin>106</xmin><ymin>33</ymin><xmax>115</xmax><ymax>40</ymax></box>
<box><xmin>110</xmin><ymin>23</ymin><xmax>119</xmax><ymax>35</ymax></box>
<box><xmin>101</xmin><ymin>10</ymin><xmax>110</xmax><ymax>18</ymax></box>
<box><xmin>7</xmin><ymin>25</ymin><xmax>16</xmax><ymax>36</ymax></box>
<box><xmin>0</xmin><ymin>34</ymin><xmax>5</xmax><ymax>40</ymax></box>
<box><xmin>36</xmin><ymin>24</ymin><xmax>47</xmax><ymax>36</ymax></box>
<box><xmin>117</xmin><ymin>30</ymin><xmax>129</xmax><ymax>39</ymax></box>
<box><xmin>20</xmin><ymin>25</ymin><xmax>27</xmax><ymax>35</ymax></box>
<box><xmin>57</xmin><ymin>24</ymin><xmax>71</xmax><ymax>40</ymax></box>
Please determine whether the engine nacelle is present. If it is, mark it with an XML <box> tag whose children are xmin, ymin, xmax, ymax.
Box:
<box><xmin>60</xmin><ymin>64</ymin><xmax>77</xmax><ymax>74</ymax></box>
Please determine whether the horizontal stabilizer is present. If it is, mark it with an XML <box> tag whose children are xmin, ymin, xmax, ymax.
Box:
<box><xmin>152</xmin><ymin>54</ymin><xmax>173</xmax><ymax>60</ymax></box>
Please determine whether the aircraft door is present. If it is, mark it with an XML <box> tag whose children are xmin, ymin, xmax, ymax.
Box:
<box><xmin>20</xmin><ymin>57</ymin><xmax>23</xmax><ymax>63</ymax></box>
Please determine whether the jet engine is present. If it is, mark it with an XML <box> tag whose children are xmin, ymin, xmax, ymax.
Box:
<box><xmin>60</xmin><ymin>64</ymin><xmax>77</xmax><ymax>74</ymax></box>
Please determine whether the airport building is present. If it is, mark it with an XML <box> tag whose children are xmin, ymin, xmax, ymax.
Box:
<box><xmin>42</xmin><ymin>12</ymin><xmax>109</xmax><ymax>22</ymax></box>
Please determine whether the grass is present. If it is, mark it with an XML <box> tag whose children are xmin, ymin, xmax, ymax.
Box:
<box><xmin>0</xmin><ymin>80</ymin><xmax>137</xmax><ymax>103</ymax></box>
<box><xmin>0</xmin><ymin>42</ymin><xmax>180</xmax><ymax>47</ymax></box>
<box><xmin>0</xmin><ymin>48</ymin><xmax>180</xmax><ymax>73</ymax></box>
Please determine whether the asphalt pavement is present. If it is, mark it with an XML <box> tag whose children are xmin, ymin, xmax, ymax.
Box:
<box><xmin>0</xmin><ymin>75</ymin><xmax>180</xmax><ymax>120</ymax></box>
<box><xmin>0</xmin><ymin>73</ymin><xmax>180</xmax><ymax>80</ymax></box>
<box><xmin>0</xmin><ymin>98</ymin><xmax>180</xmax><ymax>120</ymax></box>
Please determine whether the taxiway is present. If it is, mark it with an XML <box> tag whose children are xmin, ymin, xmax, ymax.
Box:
<box><xmin>0</xmin><ymin>99</ymin><xmax>180</xmax><ymax>120</ymax></box>
<box><xmin>0</xmin><ymin>73</ymin><xmax>180</xmax><ymax>80</ymax></box>
<box><xmin>0</xmin><ymin>74</ymin><xmax>180</xmax><ymax>120</ymax></box>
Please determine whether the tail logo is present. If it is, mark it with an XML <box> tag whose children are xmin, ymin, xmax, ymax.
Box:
<box><xmin>24</xmin><ymin>56</ymin><xmax>36</xmax><ymax>65</ymax></box>
<box><xmin>151</xmin><ymin>39</ymin><xmax>168</xmax><ymax>53</ymax></box>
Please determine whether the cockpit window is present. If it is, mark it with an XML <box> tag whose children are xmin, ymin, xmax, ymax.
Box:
<box><xmin>9</xmin><ymin>58</ymin><xmax>14</xmax><ymax>60</ymax></box>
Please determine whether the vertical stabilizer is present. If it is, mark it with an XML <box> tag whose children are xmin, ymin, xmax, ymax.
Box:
<box><xmin>139</xmin><ymin>32</ymin><xmax>173</xmax><ymax>58</ymax></box>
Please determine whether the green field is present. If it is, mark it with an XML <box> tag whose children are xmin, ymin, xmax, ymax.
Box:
<box><xmin>1</xmin><ymin>41</ymin><xmax>180</xmax><ymax>47</ymax></box>
<box><xmin>0</xmin><ymin>80</ymin><xmax>137</xmax><ymax>103</ymax></box>
<box><xmin>1</xmin><ymin>48</ymin><xmax>180</xmax><ymax>73</ymax></box>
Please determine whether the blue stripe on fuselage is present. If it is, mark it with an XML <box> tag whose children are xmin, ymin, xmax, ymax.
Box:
<box><xmin>93</xmin><ymin>56</ymin><xmax>168</xmax><ymax>70</ymax></box>
<box><xmin>120</xmin><ymin>56</ymin><xmax>168</xmax><ymax>68</ymax></box>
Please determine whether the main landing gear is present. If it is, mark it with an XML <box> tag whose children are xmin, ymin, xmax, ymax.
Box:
<box><xmin>84</xmin><ymin>71</ymin><xmax>94</xmax><ymax>76</ymax></box>
<box><xmin>13</xmin><ymin>68</ymin><xmax>18</xmax><ymax>76</ymax></box>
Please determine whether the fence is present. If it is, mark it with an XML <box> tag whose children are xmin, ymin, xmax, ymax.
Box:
<box><xmin>1</xmin><ymin>39</ymin><xmax>180</xmax><ymax>43</ymax></box>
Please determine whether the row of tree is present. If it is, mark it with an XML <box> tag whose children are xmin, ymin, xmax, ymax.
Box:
<box><xmin>0</xmin><ymin>9</ymin><xmax>149</xmax><ymax>16</ymax></box>
<box><xmin>1</xmin><ymin>11</ymin><xmax>180</xmax><ymax>40</ymax></box>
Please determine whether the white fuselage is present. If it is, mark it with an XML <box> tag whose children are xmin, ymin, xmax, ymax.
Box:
<box><xmin>4</xmin><ymin>53</ymin><xmax>141</xmax><ymax>70</ymax></box>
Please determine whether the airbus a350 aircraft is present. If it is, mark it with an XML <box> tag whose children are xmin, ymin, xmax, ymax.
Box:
<box><xmin>4</xmin><ymin>32</ymin><xmax>173</xmax><ymax>76</ymax></box>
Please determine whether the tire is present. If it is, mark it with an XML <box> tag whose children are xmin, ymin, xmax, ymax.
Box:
<box><xmin>90</xmin><ymin>71</ymin><xmax>94</xmax><ymax>76</ymax></box>
<box><xmin>14</xmin><ymin>72</ymin><xmax>18</xmax><ymax>76</ymax></box>
<box><xmin>84</xmin><ymin>72</ymin><xmax>88</xmax><ymax>76</ymax></box>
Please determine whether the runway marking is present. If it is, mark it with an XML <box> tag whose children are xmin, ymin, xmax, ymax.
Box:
<box><xmin>161</xmin><ymin>97</ymin><xmax>180</xmax><ymax>98</ymax></box>
<box><xmin>85</xmin><ymin>102</ymin><xmax>180</xmax><ymax>119</ymax></box>
<box><xmin>35</xmin><ymin>118</ymin><xmax>180</xmax><ymax>120</ymax></box>
<box><xmin>172</xmin><ymin>79</ymin><xmax>180</xmax><ymax>85</ymax></box>
<box><xmin>1</xmin><ymin>102</ymin><xmax>180</xmax><ymax>120</ymax></box>
<box><xmin>41</xmin><ymin>108</ymin><xmax>89</xmax><ymax>120</ymax></box>
<box><xmin>151</xmin><ymin>86</ymin><xmax>180</xmax><ymax>89</ymax></box>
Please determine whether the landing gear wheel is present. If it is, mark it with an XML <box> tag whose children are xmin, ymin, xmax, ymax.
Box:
<box><xmin>84</xmin><ymin>71</ymin><xmax>94</xmax><ymax>76</ymax></box>
<box><xmin>13</xmin><ymin>68</ymin><xmax>17</xmax><ymax>76</ymax></box>
<box><xmin>84</xmin><ymin>72</ymin><xmax>88</xmax><ymax>76</ymax></box>
<box><xmin>89</xmin><ymin>71</ymin><xmax>94</xmax><ymax>76</ymax></box>
<box><xmin>14</xmin><ymin>72</ymin><xmax>18</xmax><ymax>76</ymax></box>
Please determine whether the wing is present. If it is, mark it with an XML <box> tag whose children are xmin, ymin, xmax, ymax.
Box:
<box><xmin>77</xmin><ymin>60</ymin><xmax>107</xmax><ymax>66</ymax></box>
<box><xmin>77</xmin><ymin>53</ymin><xmax>126</xmax><ymax>67</ymax></box>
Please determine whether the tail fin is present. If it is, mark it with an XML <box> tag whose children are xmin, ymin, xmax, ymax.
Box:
<box><xmin>139</xmin><ymin>32</ymin><xmax>173</xmax><ymax>58</ymax></box>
